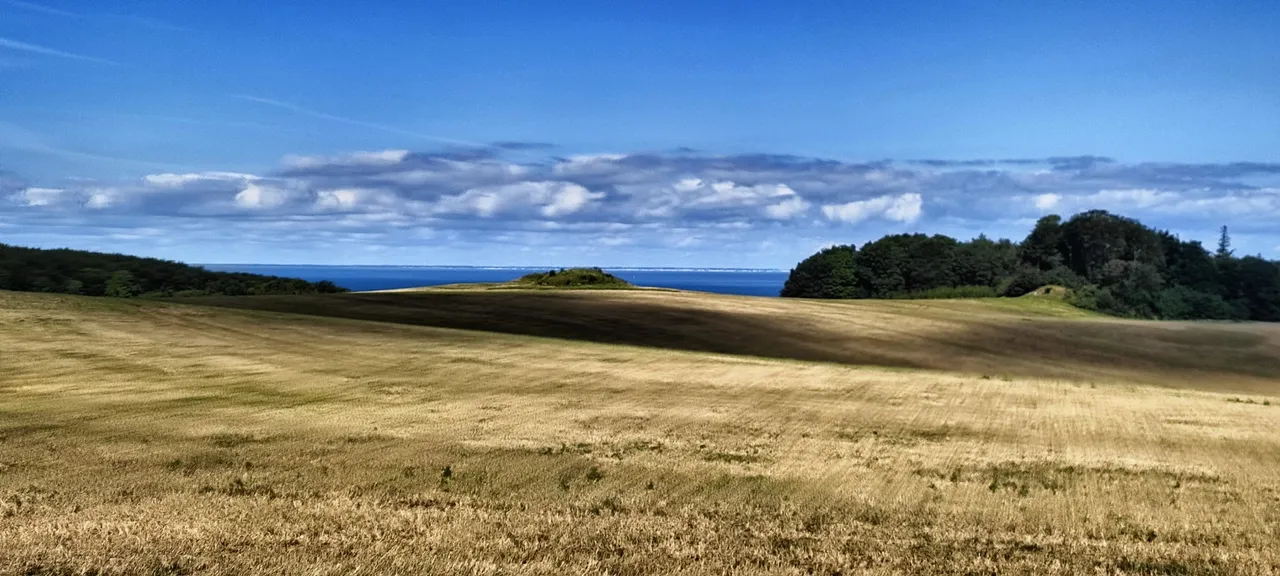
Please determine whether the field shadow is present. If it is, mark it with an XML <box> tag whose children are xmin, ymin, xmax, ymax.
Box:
<box><xmin>186</xmin><ymin>292</ymin><xmax>1280</xmax><ymax>392</ymax></box>
<box><xmin>185</xmin><ymin>292</ymin><xmax>919</xmax><ymax>369</ymax></box>
<box><xmin>927</xmin><ymin>320</ymin><xmax>1280</xmax><ymax>390</ymax></box>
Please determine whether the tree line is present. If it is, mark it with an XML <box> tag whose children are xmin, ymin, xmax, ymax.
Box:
<box><xmin>781</xmin><ymin>210</ymin><xmax>1280</xmax><ymax>322</ymax></box>
<box><xmin>0</xmin><ymin>243</ymin><xmax>348</xmax><ymax>298</ymax></box>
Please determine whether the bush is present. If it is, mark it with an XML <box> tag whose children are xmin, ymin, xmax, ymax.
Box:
<box><xmin>516</xmin><ymin>268</ymin><xmax>631</xmax><ymax>289</ymax></box>
<box><xmin>1153</xmin><ymin>286</ymin><xmax>1243</xmax><ymax>320</ymax></box>
<box><xmin>1000</xmin><ymin>267</ymin><xmax>1048</xmax><ymax>297</ymax></box>
<box><xmin>894</xmin><ymin>285</ymin><xmax>998</xmax><ymax>300</ymax></box>
<box><xmin>104</xmin><ymin>270</ymin><xmax>141</xmax><ymax>298</ymax></box>
<box><xmin>1069</xmin><ymin>285</ymin><xmax>1102</xmax><ymax>311</ymax></box>
<box><xmin>1000</xmin><ymin>266</ymin><xmax>1080</xmax><ymax>297</ymax></box>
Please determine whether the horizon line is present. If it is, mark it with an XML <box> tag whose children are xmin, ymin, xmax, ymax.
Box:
<box><xmin>197</xmin><ymin>263</ymin><xmax>789</xmax><ymax>272</ymax></box>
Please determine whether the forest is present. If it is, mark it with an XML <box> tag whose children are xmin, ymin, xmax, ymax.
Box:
<box><xmin>0</xmin><ymin>243</ymin><xmax>348</xmax><ymax>297</ymax></box>
<box><xmin>781</xmin><ymin>210</ymin><xmax>1280</xmax><ymax>322</ymax></box>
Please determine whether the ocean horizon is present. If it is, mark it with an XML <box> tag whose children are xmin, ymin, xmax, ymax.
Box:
<box><xmin>202</xmin><ymin>264</ymin><xmax>791</xmax><ymax>297</ymax></box>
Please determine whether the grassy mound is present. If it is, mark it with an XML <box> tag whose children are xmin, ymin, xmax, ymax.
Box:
<box><xmin>515</xmin><ymin>267</ymin><xmax>632</xmax><ymax>289</ymax></box>
<box><xmin>1020</xmin><ymin>284</ymin><xmax>1073</xmax><ymax>300</ymax></box>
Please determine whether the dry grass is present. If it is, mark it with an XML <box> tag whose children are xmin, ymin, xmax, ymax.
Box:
<box><xmin>1</xmin><ymin>290</ymin><xmax>1279</xmax><ymax>574</ymax></box>
<box><xmin>188</xmin><ymin>289</ymin><xmax>1280</xmax><ymax>393</ymax></box>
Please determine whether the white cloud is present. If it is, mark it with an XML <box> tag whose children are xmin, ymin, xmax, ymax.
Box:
<box><xmin>673</xmin><ymin>177</ymin><xmax>704</xmax><ymax>193</ymax></box>
<box><xmin>885</xmin><ymin>193</ymin><xmax>923</xmax><ymax>222</ymax></box>
<box><xmin>822</xmin><ymin>193</ymin><xmax>923</xmax><ymax>224</ymax></box>
<box><xmin>552</xmin><ymin>154</ymin><xmax>627</xmax><ymax>176</ymax></box>
<box><xmin>14</xmin><ymin>187</ymin><xmax>65</xmax><ymax>206</ymax></box>
<box><xmin>1092</xmin><ymin>188</ymin><xmax>1177</xmax><ymax>208</ymax></box>
<box><xmin>9</xmin><ymin>150</ymin><xmax>1280</xmax><ymax>262</ymax></box>
<box><xmin>144</xmin><ymin>172</ymin><xmax>259</xmax><ymax>187</ymax></box>
<box><xmin>284</xmin><ymin>150</ymin><xmax>409</xmax><ymax>169</ymax></box>
<box><xmin>234</xmin><ymin>182</ymin><xmax>292</xmax><ymax>209</ymax></box>
<box><xmin>314</xmin><ymin>188</ymin><xmax>378</xmax><ymax>211</ymax></box>
<box><xmin>1036</xmin><ymin>188</ymin><xmax>1181</xmax><ymax>216</ymax></box>
<box><xmin>541</xmin><ymin>183</ymin><xmax>600</xmax><ymax>217</ymax></box>
<box><xmin>669</xmin><ymin>179</ymin><xmax>807</xmax><ymax>219</ymax></box>
<box><xmin>764</xmin><ymin>196</ymin><xmax>810</xmax><ymax>220</ymax></box>
<box><xmin>8</xmin><ymin>186</ymin><xmax>114</xmax><ymax>209</ymax></box>
<box><xmin>1034</xmin><ymin>193</ymin><xmax>1060</xmax><ymax>210</ymax></box>
<box><xmin>436</xmin><ymin>181</ymin><xmax>603</xmax><ymax>218</ymax></box>
<box><xmin>85</xmin><ymin>189</ymin><xmax>114</xmax><ymax>208</ymax></box>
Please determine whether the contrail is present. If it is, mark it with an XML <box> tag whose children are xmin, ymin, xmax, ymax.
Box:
<box><xmin>0</xmin><ymin>37</ymin><xmax>119</xmax><ymax>66</ymax></box>
<box><xmin>233</xmin><ymin>95</ymin><xmax>485</xmax><ymax>148</ymax></box>
<box><xmin>1</xmin><ymin>0</ymin><xmax>80</xmax><ymax>18</ymax></box>
<box><xmin>3</xmin><ymin>1</ymin><xmax>188</xmax><ymax>31</ymax></box>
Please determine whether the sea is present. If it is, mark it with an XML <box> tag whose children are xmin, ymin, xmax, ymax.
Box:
<box><xmin>201</xmin><ymin>265</ymin><xmax>791</xmax><ymax>297</ymax></box>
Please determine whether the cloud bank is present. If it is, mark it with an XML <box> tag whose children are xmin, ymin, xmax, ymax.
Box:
<box><xmin>4</xmin><ymin>149</ymin><xmax>1279</xmax><ymax>265</ymax></box>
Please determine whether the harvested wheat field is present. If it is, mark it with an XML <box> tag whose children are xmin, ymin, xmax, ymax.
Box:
<box><xmin>2</xmin><ymin>289</ymin><xmax>1280</xmax><ymax>575</ymax></box>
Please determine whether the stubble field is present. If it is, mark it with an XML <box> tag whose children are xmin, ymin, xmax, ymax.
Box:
<box><xmin>2</xmin><ymin>289</ymin><xmax>1279</xmax><ymax>574</ymax></box>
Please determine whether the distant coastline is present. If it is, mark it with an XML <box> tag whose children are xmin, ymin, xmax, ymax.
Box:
<box><xmin>199</xmin><ymin>264</ymin><xmax>787</xmax><ymax>273</ymax></box>
<box><xmin>200</xmin><ymin>264</ymin><xmax>790</xmax><ymax>297</ymax></box>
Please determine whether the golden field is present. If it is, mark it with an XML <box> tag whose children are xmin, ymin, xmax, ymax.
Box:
<box><xmin>2</xmin><ymin>289</ymin><xmax>1279</xmax><ymax>574</ymax></box>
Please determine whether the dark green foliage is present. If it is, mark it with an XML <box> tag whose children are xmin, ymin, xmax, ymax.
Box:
<box><xmin>1059</xmin><ymin>210</ymin><xmax>1167</xmax><ymax>284</ymax></box>
<box><xmin>105</xmin><ymin>270</ymin><xmax>141</xmax><ymax>298</ymax></box>
<box><xmin>853</xmin><ymin>237</ymin><xmax>907</xmax><ymax>296</ymax></box>
<box><xmin>516</xmin><ymin>267</ymin><xmax>631</xmax><ymax>288</ymax></box>
<box><xmin>784</xmin><ymin>235</ymin><xmax>1017</xmax><ymax>300</ymax></box>
<box><xmin>1019</xmin><ymin>215</ymin><xmax>1065</xmax><ymax>271</ymax></box>
<box><xmin>999</xmin><ymin>265</ymin><xmax>1083</xmax><ymax>297</ymax></box>
<box><xmin>1162</xmin><ymin>237</ymin><xmax>1220</xmax><ymax>294</ymax></box>
<box><xmin>1096</xmin><ymin>259</ymin><xmax>1164</xmax><ymax>318</ymax></box>
<box><xmin>1152</xmin><ymin>286</ymin><xmax>1240</xmax><ymax>321</ymax></box>
<box><xmin>954</xmin><ymin>235</ymin><xmax>1019</xmax><ymax>287</ymax></box>
<box><xmin>893</xmin><ymin>285</ymin><xmax>998</xmax><ymax>300</ymax></box>
<box><xmin>781</xmin><ymin>209</ymin><xmax>1280</xmax><ymax>322</ymax></box>
<box><xmin>1216</xmin><ymin>225</ymin><xmax>1233</xmax><ymax>259</ymax></box>
<box><xmin>780</xmin><ymin>245</ymin><xmax>858</xmax><ymax>298</ymax></box>
<box><xmin>1236</xmin><ymin>256</ymin><xmax>1280</xmax><ymax>321</ymax></box>
<box><xmin>0</xmin><ymin>242</ymin><xmax>348</xmax><ymax>298</ymax></box>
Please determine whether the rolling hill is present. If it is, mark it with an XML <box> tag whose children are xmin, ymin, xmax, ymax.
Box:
<box><xmin>2</xmin><ymin>288</ymin><xmax>1278</xmax><ymax>574</ymax></box>
<box><xmin>185</xmin><ymin>288</ymin><xmax>1280</xmax><ymax>393</ymax></box>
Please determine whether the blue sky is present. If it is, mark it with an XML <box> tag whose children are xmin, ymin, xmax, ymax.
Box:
<box><xmin>2</xmin><ymin>0</ymin><xmax>1278</xmax><ymax>268</ymax></box>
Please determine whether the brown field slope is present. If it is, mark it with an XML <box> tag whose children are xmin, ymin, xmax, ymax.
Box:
<box><xmin>188</xmin><ymin>289</ymin><xmax>1280</xmax><ymax>393</ymax></box>
<box><xmin>2</xmin><ymin>290</ymin><xmax>1279</xmax><ymax>575</ymax></box>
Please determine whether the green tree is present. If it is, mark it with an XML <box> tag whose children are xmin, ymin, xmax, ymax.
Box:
<box><xmin>1059</xmin><ymin>210</ymin><xmax>1165</xmax><ymax>283</ymax></box>
<box><xmin>954</xmin><ymin>235</ymin><xmax>1018</xmax><ymax>288</ymax></box>
<box><xmin>1019</xmin><ymin>215</ymin><xmax>1065</xmax><ymax>271</ymax></box>
<box><xmin>104</xmin><ymin>270</ymin><xmax>141</xmax><ymax>298</ymax></box>
<box><xmin>1162</xmin><ymin>236</ymin><xmax>1219</xmax><ymax>294</ymax></box>
<box><xmin>854</xmin><ymin>237</ymin><xmax>908</xmax><ymax>297</ymax></box>
<box><xmin>0</xmin><ymin>242</ymin><xmax>348</xmax><ymax>298</ymax></box>
<box><xmin>780</xmin><ymin>245</ymin><xmax>859</xmax><ymax>298</ymax></box>
<box><xmin>777</xmin><ymin>209</ymin><xmax>1279</xmax><ymax>323</ymax></box>
<box><xmin>900</xmin><ymin>234</ymin><xmax>959</xmax><ymax>292</ymax></box>
<box><xmin>1215</xmin><ymin>225</ymin><xmax>1233</xmax><ymax>259</ymax></box>
<box><xmin>1098</xmin><ymin>259</ymin><xmax>1164</xmax><ymax>318</ymax></box>
<box><xmin>1236</xmin><ymin>256</ymin><xmax>1280</xmax><ymax>321</ymax></box>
